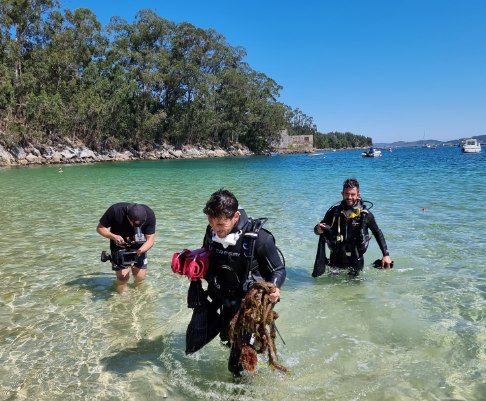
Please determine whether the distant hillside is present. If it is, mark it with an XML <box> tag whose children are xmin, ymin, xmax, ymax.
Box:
<box><xmin>375</xmin><ymin>134</ymin><xmax>486</xmax><ymax>148</ymax></box>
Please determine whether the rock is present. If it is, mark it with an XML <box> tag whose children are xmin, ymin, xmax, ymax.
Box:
<box><xmin>11</xmin><ymin>145</ymin><xmax>26</xmax><ymax>159</ymax></box>
<box><xmin>182</xmin><ymin>146</ymin><xmax>201</xmax><ymax>157</ymax></box>
<box><xmin>213</xmin><ymin>149</ymin><xmax>227</xmax><ymax>157</ymax></box>
<box><xmin>0</xmin><ymin>145</ymin><xmax>14</xmax><ymax>165</ymax></box>
<box><xmin>103</xmin><ymin>150</ymin><xmax>118</xmax><ymax>158</ymax></box>
<box><xmin>170</xmin><ymin>150</ymin><xmax>183</xmax><ymax>158</ymax></box>
<box><xmin>113</xmin><ymin>150</ymin><xmax>133</xmax><ymax>161</ymax></box>
<box><xmin>144</xmin><ymin>151</ymin><xmax>158</xmax><ymax>160</ymax></box>
<box><xmin>50</xmin><ymin>152</ymin><xmax>62</xmax><ymax>163</ymax></box>
<box><xmin>25</xmin><ymin>153</ymin><xmax>41</xmax><ymax>163</ymax></box>
<box><xmin>61</xmin><ymin>148</ymin><xmax>76</xmax><ymax>159</ymax></box>
<box><xmin>1</xmin><ymin>139</ymin><xmax>253</xmax><ymax>167</ymax></box>
<box><xmin>41</xmin><ymin>146</ymin><xmax>55</xmax><ymax>158</ymax></box>
<box><xmin>79</xmin><ymin>148</ymin><xmax>95</xmax><ymax>159</ymax></box>
<box><xmin>157</xmin><ymin>151</ymin><xmax>172</xmax><ymax>159</ymax></box>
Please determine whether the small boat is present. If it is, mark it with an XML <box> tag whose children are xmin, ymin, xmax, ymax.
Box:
<box><xmin>361</xmin><ymin>147</ymin><xmax>382</xmax><ymax>157</ymax></box>
<box><xmin>461</xmin><ymin>138</ymin><xmax>481</xmax><ymax>153</ymax></box>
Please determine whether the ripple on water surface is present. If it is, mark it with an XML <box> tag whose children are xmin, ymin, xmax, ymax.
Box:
<box><xmin>0</xmin><ymin>148</ymin><xmax>485</xmax><ymax>400</ymax></box>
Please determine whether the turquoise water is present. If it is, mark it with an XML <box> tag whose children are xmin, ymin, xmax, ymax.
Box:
<box><xmin>0</xmin><ymin>147</ymin><xmax>485</xmax><ymax>400</ymax></box>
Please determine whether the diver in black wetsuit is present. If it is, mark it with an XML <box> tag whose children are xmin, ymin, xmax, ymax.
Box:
<box><xmin>185</xmin><ymin>189</ymin><xmax>286</xmax><ymax>376</ymax></box>
<box><xmin>312</xmin><ymin>178</ymin><xmax>392</xmax><ymax>277</ymax></box>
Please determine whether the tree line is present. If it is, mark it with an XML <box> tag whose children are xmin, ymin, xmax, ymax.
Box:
<box><xmin>285</xmin><ymin>109</ymin><xmax>372</xmax><ymax>149</ymax></box>
<box><xmin>0</xmin><ymin>1</ymin><xmax>371</xmax><ymax>153</ymax></box>
<box><xmin>314</xmin><ymin>131</ymin><xmax>372</xmax><ymax>149</ymax></box>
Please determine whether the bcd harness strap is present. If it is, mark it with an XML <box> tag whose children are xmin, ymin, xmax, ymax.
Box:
<box><xmin>209</xmin><ymin>217</ymin><xmax>284</xmax><ymax>293</ymax></box>
<box><xmin>241</xmin><ymin>217</ymin><xmax>267</xmax><ymax>291</ymax></box>
<box><xmin>330</xmin><ymin>206</ymin><xmax>369</xmax><ymax>246</ymax></box>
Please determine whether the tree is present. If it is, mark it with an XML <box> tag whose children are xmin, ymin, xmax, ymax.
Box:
<box><xmin>0</xmin><ymin>5</ymin><xmax>308</xmax><ymax>153</ymax></box>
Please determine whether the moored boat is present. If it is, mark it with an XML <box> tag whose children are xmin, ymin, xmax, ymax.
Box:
<box><xmin>361</xmin><ymin>147</ymin><xmax>382</xmax><ymax>157</ymax></box>
<box><xmin>461</xmin><ymin>138</ymin><xmax>481</xmax><ymax>153</ymax></box>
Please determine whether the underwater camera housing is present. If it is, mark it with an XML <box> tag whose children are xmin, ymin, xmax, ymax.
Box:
<box><xmin>100</xmin><ymin>227</ymin><xmax>147</xmax><ymax>267</ymax></box>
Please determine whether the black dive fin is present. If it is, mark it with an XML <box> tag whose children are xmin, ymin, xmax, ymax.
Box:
<box><xmin>312</xmin><ymin>235</ymin><xmax>328</xmax><ymax>277</ymax></box>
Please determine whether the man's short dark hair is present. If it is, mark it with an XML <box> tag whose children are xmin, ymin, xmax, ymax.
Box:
<box><xmin>127</xmin><ymin>204</ymin><xmax>147</xmax><ymax>226</ymax></box>
<box><xmin>203</xmin><ymin>189</ymin><xmax>238</xmax><ymax>218</ymax></box>
<box><xmin>343</xmin><ymin>178</ymin><xmax>360</xmax><ymax>191</ymax></box>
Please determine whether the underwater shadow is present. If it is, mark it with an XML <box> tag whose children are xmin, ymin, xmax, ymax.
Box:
<box><xmin>100</xmin><ymin>334</ymin><xmax>188</xmax><ymax>376</ymax></box>
<box><xmin>101</xmin><ymin>335</ymin><xmax>166</xmax><ymax>375</ymax></box>
<box><xmin>286</xmin><ymin>265</ymin><xmax>366</xmax><ymax>291</ymax></box>
<box><xmin>65</xmin><ymin>272</ymin><xmax>115</xmax><ymax>301</ymax></box>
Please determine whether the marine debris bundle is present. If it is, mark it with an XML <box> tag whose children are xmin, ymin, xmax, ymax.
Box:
<box><xmin>229</xmin><ymin>282</ymin><xmax>288</xmax><ymax>373</ymax></box>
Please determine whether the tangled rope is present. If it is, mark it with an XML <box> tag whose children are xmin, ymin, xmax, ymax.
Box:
<box><xmin>228</xmin><ymin>282</ymin><xmax>288</xmax><ymax>373</ymax></box>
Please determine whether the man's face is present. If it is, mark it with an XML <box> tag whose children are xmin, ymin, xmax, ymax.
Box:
<box><xmin>208</xmin><ymin>211</ymin><xmax>240</xmax><ymax>238</ymax></box>
<box><xmin>342</xmin><ymin>187</ymin><xmax>360</xmax><ymax>207</ymax></box>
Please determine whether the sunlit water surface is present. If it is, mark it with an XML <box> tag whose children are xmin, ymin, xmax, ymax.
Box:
<box><xmin>0</xmin><ymin>147</ymin><xmax>485</xmax><ymax>400</ymax></box>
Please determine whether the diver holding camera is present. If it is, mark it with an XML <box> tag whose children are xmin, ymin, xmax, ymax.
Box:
<box><xmin>97</xmin><ymin>203</ymin><xmax>156</xmax><ymax>293</ymax></box>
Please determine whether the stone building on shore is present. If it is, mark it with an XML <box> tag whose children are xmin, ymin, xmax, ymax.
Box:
<box><xmin>276</xmin><ymin>129</ymin><xmax>314</xmax><ymax>152</ymax></box>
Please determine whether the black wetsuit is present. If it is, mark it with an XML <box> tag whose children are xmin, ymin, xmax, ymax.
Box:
<box><xmin>204</xmin><ymin>209</ymin><xmax>285</xmax><ymax>335</ymax></box>
<box><xmin>313</xmin><ymin>201</ymin><xmax>388</xmax><ymax>275</ymax></box>
<box><xmin>185</xmin><ymin>209</ymin><xmax>285</xmax><ymax>375</ymax></box>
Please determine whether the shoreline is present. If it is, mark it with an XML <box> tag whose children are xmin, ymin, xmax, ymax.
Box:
<box><xmin>0</xmin><ymin>140</ymin><xmax>254</xmax><ymax>167</ymax></box>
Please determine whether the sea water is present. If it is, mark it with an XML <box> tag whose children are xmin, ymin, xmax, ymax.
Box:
<box><xmin>0</xmin><ymin>147</ymin><xmax>484</xmax><ymax>400</ymax></box>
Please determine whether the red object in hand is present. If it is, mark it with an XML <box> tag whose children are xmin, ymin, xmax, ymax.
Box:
<box><xmin>171</xmin><ymin>248</ymin><xmax>210</xmax><ymax>280</ymax></box>
<box><xmin>171</xmin><ymin>249</ymin><xmax>189</xmax><ymax>275</ymax></box>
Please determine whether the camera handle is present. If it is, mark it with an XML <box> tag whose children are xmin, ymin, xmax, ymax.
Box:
<box><xmin>100</xmin><ymin>250</ymin><xmax>112</xmax><ymax>262</ymax></box>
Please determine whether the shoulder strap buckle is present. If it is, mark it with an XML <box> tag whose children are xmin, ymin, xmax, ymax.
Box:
<box><xmin>242</xmin><ymin>217</ymin><xmax>267</xmax><ymax>264</ymax></box>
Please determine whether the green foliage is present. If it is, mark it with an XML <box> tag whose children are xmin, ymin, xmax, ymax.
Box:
<box><xmin>285</xmin><ymin>107</ymin><xmax>317</xmax><ymax>136</ymax></box>
<box><xmin>314</xmin><ymin>131</ymin><xmax>372</xmax><ymax>149</ymax></box>
<box><xmin>0</xmin><ymin>2</ymin><xmax>309</xmax><ymax>152</ymax></box>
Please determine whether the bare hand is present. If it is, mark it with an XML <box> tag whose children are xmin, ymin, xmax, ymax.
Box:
<box><xmin>316</xmin><ymin>223</ymin><xmax>328</xmax><ymax>235</ymax></box>
<box><xmin>381</xmin><ymin>255</ymin><xmax>393</xmax><ymax>268</ymax></box>
<box><xmin>268</xmin><ymin>287</ymin><xmax>280</xmax><ymax>303</ymax></box>
<box><xmin>112</xmin><ymin>234</ymin><xmax>125</xmax><ymax>246</ymax></box>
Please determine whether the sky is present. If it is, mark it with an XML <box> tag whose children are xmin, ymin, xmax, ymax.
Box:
<box><xmin>59</xmin><ymin>0</ymin><xmax>486</xmax><ymax>143</ymax></box>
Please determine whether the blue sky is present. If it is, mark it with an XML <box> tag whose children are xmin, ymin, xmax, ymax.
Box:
<box><xmin>60</xmin><ymin>0</ymin><xmax>486</xmax><ymax>143</ymax></box>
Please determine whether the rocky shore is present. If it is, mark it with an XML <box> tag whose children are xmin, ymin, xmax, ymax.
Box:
<box><xmin>0</xmin><ymin>139</ymin><xmax>253</xmax><ymax>167</ymax></box>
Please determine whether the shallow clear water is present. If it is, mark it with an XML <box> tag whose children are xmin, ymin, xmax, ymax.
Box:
<box><xmin>0</xmin><ymin>147</ymin><xmax>485</xmax><ymax>400</ymax></box>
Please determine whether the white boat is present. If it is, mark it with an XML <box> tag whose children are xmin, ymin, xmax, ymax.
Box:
<box><xmin>461</xmin><ymin>138</ymin><xmax>481</xmax><ymax>153</ymax></box>
<box><xmin>361</xmin><ymin>147</ymin><xmax>382</xmax><ymax>157</ymax></box>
